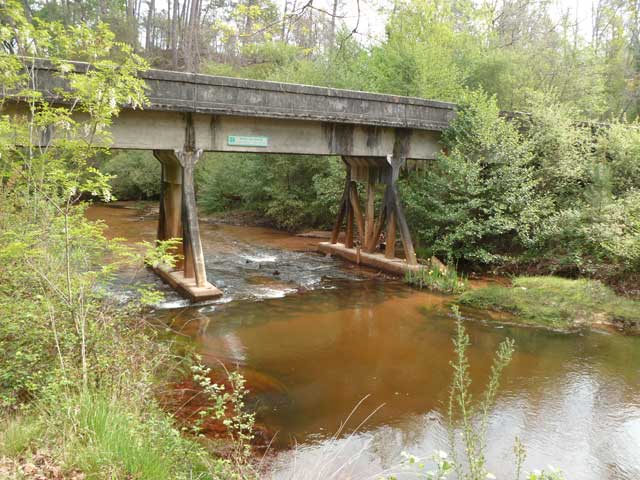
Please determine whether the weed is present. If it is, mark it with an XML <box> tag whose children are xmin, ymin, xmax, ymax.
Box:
<box><xmin>192</xmin><ymin>363</ymin><xmax>258</xmax><ymax>478</ymax></box>
<box><xmin>405</xmin><ymin>264</ymin><xmax>467</xmax><ymax>294</ymax></box>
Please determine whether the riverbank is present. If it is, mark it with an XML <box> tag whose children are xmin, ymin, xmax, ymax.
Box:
<box><xmin>458</xmin><ymin>276</ymin><xmax>640</xmax><ymax>333</ymax></box>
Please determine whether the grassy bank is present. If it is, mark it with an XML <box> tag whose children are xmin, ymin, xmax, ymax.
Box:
<box><xmin>459</xmin><ymin>276</ymin><xmax>640</xmax><ymax>331</ymax></box>
<box><xmin>0</xmin><ymin>393</ymin><xmax>224</xmax><ymax>480</ymax></box>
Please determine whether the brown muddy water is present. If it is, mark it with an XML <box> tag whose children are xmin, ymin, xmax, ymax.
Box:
<box><xmin>88</xmin><ymin>203</ymin><xmax>640</xmax><ymax>480</ymax></box>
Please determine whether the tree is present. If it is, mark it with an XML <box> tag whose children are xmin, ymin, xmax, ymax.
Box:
<box><xmin>0</xmin><ymin>0</ymin><xmax>149</xmax><ymax>398</ymax></box>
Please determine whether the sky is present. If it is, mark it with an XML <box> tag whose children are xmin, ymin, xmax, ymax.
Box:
<box><xmin>150</xmin><ymin>0</ymin><xmax>601</xmax><ymax>45</ymax></box>
<box><xmin>334</xmin><ymin>0</ymin><xmax>599</xmax><ymax>43</ymax></box>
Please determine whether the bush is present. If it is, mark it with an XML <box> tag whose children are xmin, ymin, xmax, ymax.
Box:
<box><xmin>197</xmin><ymin>153</ymin><xmax>343</xmax><ymax>231</ymax></box>
<box><xmin>527</xmin><ymin>191</ymin><xmax>640</xmax><ymax>277</ymax></box>
<box><xmin>520</xmin><ymin>95</ymin><xmax>640</xmax><ymax>277</ymax></box>
<box><xmin>101</xmin><ymin>151</ymin><xmax>161</xmax><ymax>200</ymax></box>
<box><xmin>402</xmin><ymin>89</ymin><xmax>545</xmax><ymax>267</ymax></box>
<box><xmin>522</xmin><ymin>93</ymin><xmax>598</xmax><ymax>210</ymax></box>
<box><xmin>596</xmin><ymin>121</ymin><xmax>640</xmax><ymax>197</ymax></box>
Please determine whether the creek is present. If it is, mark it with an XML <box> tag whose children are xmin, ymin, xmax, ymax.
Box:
<box><xmin>87</xmin><ymin>203</ymin><xmax>640</xmax><ymax>479</ymax></box>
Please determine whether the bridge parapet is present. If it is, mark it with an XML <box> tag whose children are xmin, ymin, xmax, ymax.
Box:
<box><xmin>23</xmin><ymin>58</ymin><xmax>456</xmax><ymax>131</ymax></box>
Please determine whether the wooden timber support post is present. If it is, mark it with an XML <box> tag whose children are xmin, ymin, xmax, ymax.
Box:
<box><xmin>330</xmin><ymin>159</ymin><xmax>353</xmax><ymax>246</ymax></box>
<box><xmin>152</xmin><ymin>113</ymin><xmax>222</xmax><ymax>301</ymax></box>
<box><xmin>326</xmin><ymin>129</ymin><xmax>418</xmax><ymax>269</ymax></box>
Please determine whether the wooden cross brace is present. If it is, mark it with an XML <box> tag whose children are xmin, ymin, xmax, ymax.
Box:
<box><xmin>331</xmin><ymin>155</ymin><xmax>417</xmax><ymax>266</ymax></box>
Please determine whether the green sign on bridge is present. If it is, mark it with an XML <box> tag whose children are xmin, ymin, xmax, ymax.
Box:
<box><xmin>227</xmin><ymin>135</ymin><xmax>269</xmax><ymax>147</ymax></box>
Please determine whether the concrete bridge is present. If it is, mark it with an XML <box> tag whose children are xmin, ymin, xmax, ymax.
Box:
<box><xmin>9</xmin><ymin>60</ymin><xmax>456</xmax><ymax>301</ymax></box>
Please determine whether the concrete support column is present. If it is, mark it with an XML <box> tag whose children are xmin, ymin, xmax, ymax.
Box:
<box><xmin>153</xmin><ymin>149</ymin><xmax>208</xmax><ymax>287</ymax></box>
<box><xmin>364</xmin><ymin>168</ymin><xmax>376</xmax><ymax>252</ymax></box>
<box><xmin>154</xmin><ymin>150</ymin><xmax>184</xmax><ymax>270</ymax></box>
<box><xmin>175</xmin><ymin>149</ymin><xmax>207</xmax><ymax>288</ymax></box>
<box><xmin>387</xmin><ymin>152</ymin><xmax>417</xmax><ymax>265</ymax></box>
<box><xmin>331</xmin><ymin>161</ymin><xmax>352</xmax><ymax>244</ymax></box>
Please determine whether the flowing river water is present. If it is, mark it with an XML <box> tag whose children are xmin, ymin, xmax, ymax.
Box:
<box><xmin>87</xmin><ymin>203</ymin><xmax>640</xmax><ymax>480</ymax></box>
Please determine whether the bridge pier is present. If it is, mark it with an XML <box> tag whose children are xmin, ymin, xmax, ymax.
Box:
<box><xmin>319</xmin><ymin>152</ymin><xmax>421</xmax><ymax>275</ymax></box>
<box><xmin>153</xmin><ymin>149</ymin><xmax>222</xmax><ymax>302</ymax></box>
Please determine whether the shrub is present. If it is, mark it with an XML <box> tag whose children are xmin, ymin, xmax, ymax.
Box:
<box><xmin>101</xmin><ymin>151</ymin><xmax>161</xmax><ymax>200</ymax></box>
<box><xmin>527</xmin><ymin>191</ymin><xmax>640</xmax><ymax>276</ymax></box>
<box><xmin>521</xmin><ymin>92</ymin><xmax>597</xmax><ymax>210</ymax></box>
<box><xmin>402</xmin><ymin>89</ymin><xmax>545</xmax><ymax>267</ymax></box>
<box><xmin>596</xmin><ymin>121</ymin><xmax>640</xmax><ymax>197</ymax></box>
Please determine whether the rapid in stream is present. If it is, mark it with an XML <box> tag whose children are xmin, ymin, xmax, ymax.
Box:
<box><xmin>88</xmin><ymin>203</ymin><xmax>640</xmax><ymax>480</ymax></box>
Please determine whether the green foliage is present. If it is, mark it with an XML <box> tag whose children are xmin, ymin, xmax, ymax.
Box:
<box><xmin>192</xmin><ymin>364</ymin><xmax>257</xmax><ymax>476</ymax></box>
<box><xmin>0</xmin><ymin>2</ymin><xmax>151</xmax><ymax>405</ymax></box>
<box><xmin>143</xmin><ymin>238</ymin><xmax>184</xmax><ymax>270</ymax></box>
<box><xmin>403</xmin><ymin>90</ymin><xmax>544</xmax><ymax>266</ymax></box>
<box><xmin>386</xmin><ymin>450</ymin><xmax>454</xmax><ymax>480</ymax></box>
<box><xmin>459</xmin><ymin>276</ymin><xmax>640</xmax><ymax>329</ymax></box>
<box><xmin>405</xmin><ymin>264</ymin><xmax>467</xmax><ymax>294</ymax></box>
<box><xmin>516</xmin><ymin>95</ymin><xmax>640</xmax><ymax>277</ymax></box>
<box><xmin>368</xmin><ymin>1</ymin><xmax>474</xmax><ymax>101</ymax></box>
<box><xmin>522</xmin><ymin>93</ymin><xmax>598</xmax><ymax>209</ymax></box>
<box><xmin>197</xmin><ymin>153</ymin><xmax>343</xmax><ymax>231</ymax></box>
<box><xmin>400</xmin><ymin>88</ymin><xmax>640</xmax><ymax>278</ymax></box>
<box><xmin>101</xmin><ymin>151</ymin><xmax>161</xmax><ymax>200</ymax></box>
<box><xmin>602</xmin><ymin>122</ymin><xmax>640</xmax><ymax>196</ymax></box>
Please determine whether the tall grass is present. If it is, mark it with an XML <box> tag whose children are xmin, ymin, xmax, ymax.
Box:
<box><xmin>0</xmin><ymin>416</ymin><xmax>43</xmax><ymax>457</ymax></box>
<box><xmin>405</xmin><ymin>264</ymin><xmax>467</xmax><ymax>294</ymax></box>
<box><xmin>36</xmin><ymin>390</ymin><xmax>230</xmax><ymax>480</ymax></box>
<box><xmin>65</xmin><ymin>393</ymin><xmax>180</xmax><ymax>479</ymax></box>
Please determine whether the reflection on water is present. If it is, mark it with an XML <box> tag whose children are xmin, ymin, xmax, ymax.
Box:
<box><xmin>89</xmin><ymin>203</ymin><xmax>640</xmax><ymax>480</ymax></box>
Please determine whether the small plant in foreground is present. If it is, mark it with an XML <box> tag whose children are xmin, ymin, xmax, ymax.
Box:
<box><xmin>386</xmin><ymin>450</ymin><xmax>454</xmax><ymax>479</ymax></box>
<box><xmin>386</xmin><ymin>307</ymin><xmax>565</xmax><ymax>480</ymax></box>
<box><xmin>192</xmin><ymin>362</ymin><xmax>257</xmax><ymax>474</ymax></box>
<box><xmin>405</xmin><ymin>264</ymin><xmax>467</xmax><ymax>294</ymax></box>
<box><xmin>447</xmin><ymin>305</ymin><xmax>515</xmax><ymax>479</ymax></box>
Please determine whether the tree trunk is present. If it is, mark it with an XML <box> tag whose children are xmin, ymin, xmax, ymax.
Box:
<box><xmin>328</xmin><ymin>0</ymin><xmax>339</xmax><ymax>49</ymax></box>
<box><xmin>145</xmin><ymin>0</ymin><xmax>155</xmax><ymax>52</ymax></box>
<box><xmin>171</xmin><ymin>0</ymin><xmax>180</xmax><ymax>68</ymax></box>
